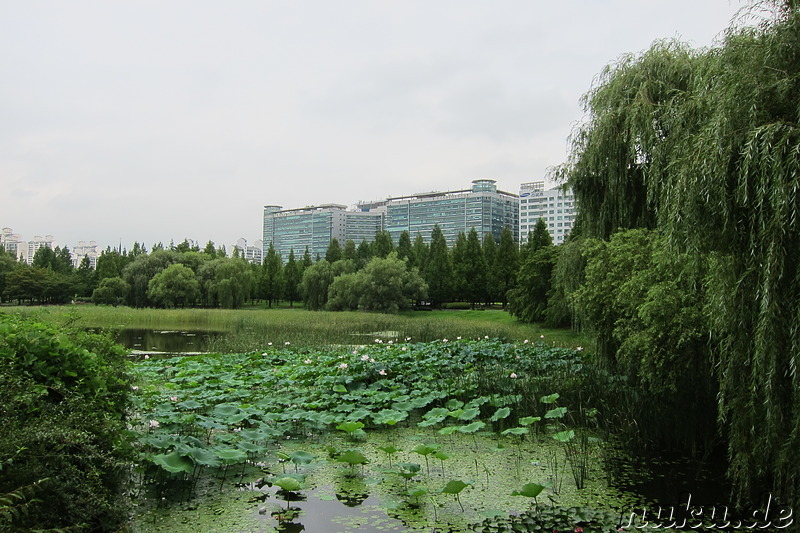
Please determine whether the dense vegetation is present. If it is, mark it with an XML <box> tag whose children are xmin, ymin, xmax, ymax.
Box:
<box><xmin>0</xmin><ymin>313</ymin><xmax>132</xmax><ymax>531</ymax></box>
<box><xmin>531</xmin><ymin>0</ymin><xmax>800</xmax><ymax>509</ymax></box>
<box><xmin>131</xmin><ymin>338</ymin><xmax>626</xmax><ymax>532</ymax></box>
<box><xmin>0</xmin><ymin>225</ymin><xmax>552</xmax><ymax>315</ymax></box>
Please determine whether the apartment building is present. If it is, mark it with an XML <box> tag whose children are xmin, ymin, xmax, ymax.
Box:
<box><xmin>519</xmin><ymin>181</ymin><xmax>576</xmax><ymax>245</ymax></box>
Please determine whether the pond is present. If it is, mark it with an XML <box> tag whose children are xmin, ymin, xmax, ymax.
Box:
<box><xmin>128</xmin><ymin>339</ymin><xmax>748</xmax><ymax>532</ymax></box>
<box><xmin>115</xmin><ymin>328</ymin><xmax>220</xmax><ymax>356</ymax></box>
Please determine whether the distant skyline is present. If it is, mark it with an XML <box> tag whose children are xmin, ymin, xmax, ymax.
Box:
<box><xmin>1</xmin><ymin>1</ymin><xmax>748</xmax><ymax>251</ymax></box>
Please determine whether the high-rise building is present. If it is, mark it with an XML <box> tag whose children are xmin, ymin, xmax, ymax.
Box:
<box><xmin>233</xmin><ymin>238</ymin><xmax>264</xmax><ymax>265</ymax></box>
<box><xmin>383</xmin><ymin>179</ymin><xmax>518</xmax><ymax>245</ymax></box>
<box><xmin>263</xmin><ymin>204</ymin><xmax>384</xmax><ymax>260</ymax></box>
<box><xmin>519</xmin><ymin>182</ymin><xmax>576</xmax><ymax>245</ymax></box>
<box><xmin>20</xmin><ymin>235</ymin><xmax>55</xmax><ymax>264</ymax></box>
<box><xmin>262</xmin><ymin>180</ymin><xmax>519</xmax><ymax>258</ymax></box>
<box><xmin>72</xmin><ymin>241</ymin><xmax>99</xmax><ymax>269</ymax></box>
<box><xmin>1</xmin><ymin>227</ymin><xmax>23</xmax><ymax>259</ymax></box>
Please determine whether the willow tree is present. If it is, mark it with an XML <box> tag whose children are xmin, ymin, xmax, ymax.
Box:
<box><xmin>563</xmin><ymin>3</ymin><xmax>800</xmax><ymax>504</ymax></box>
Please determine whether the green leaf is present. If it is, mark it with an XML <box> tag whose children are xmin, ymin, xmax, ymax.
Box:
<box><xmin>552</xmin><ymin>429</ymin><xmax>575</xmax><ymax>442</ymax></box>
<box><xmin>457</xmin><ymin>407</ymin><xmax>481</xmax><ymax>421</ymax></box>
<box><xmin>273</xmin><ymin>476</ymin><xmax>303</xmax><ymax>492</ymax></box>
<box><xmin>290</xmin><ymin>451</ymin><xmax>314</xmax><ymax>465</ymax></box>
<box><xmin>545</xmin><ymin>406</ymin><xmax>567</xmax><ymax>419</ymax></box>
<box><xmin>335</xmin><ymin>420</ymin><xmax>365</xmax><ymax>433</ymax></box>
<box><xmin>540</xmin><ymin>393</ymin><xmax>560</xmax><ymax>404</ymax></box>
<box><xmin>502</xmin><ymin>427</ymin><xmax>529</xmax><ymax>436</ymax></box>
<box><xmin>411</xmin><ymin>443</ymin><xmax>439</xmax><ymax>456</ymax></box>
<box><xmin>152</xmin><ymin>451</ymin><xmax>193</xmax><ymax>474</ymax></box>
<box><xmin>337</xmin><ymin>449</ymin><xmax>369</xmax><ymax>466</ymax></box>
<box><xmin>490</xmin><ymin>407</ymin><xmax>511</xmax><ymax>422</ymax></box>
<box><xmin>518</xmin><ymin>416</ymin><xmax>541</xmax><ymax>426</ymax></box>
<box><xmin>511</xmin><ymin>482</ymin><xmax>545</xmax><ymax>499</ymax></box>
<box><xmin>440</xmin><ymin>480</ymin><xmax>471</xmax><ymax>495</ymax></box>
<box><xmin>457</xmin><ymin>421</ymin><xmax>486</xmax><ymax>433</ymax></box>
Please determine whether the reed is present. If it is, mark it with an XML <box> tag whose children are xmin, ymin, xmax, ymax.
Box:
<box><xmin>0</xmin><ymin>305</ymin><xmax>590</xmax><ymax>350</ymax></box>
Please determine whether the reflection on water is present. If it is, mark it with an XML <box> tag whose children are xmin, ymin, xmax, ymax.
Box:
<box><xmin>115</xmin><ymin>328</ymin><xmax>220</xmax><ymax>355</ymax></box>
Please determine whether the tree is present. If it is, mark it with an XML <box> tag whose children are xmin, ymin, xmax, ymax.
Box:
<box><xmin>343</xmin><ymin>239</ymin><xmax>358</xmax><ymax>262</ymax></box>
<box><xmin>300</xmin><ymin>261</ymin><xmax>333</xmax><ymax>310</ymax></box>
<box><xmin>482</xmin><ymin>232</ymin><xmax>497</xmax><ymax>305</ymax></box>
<box><xmin>325</xmin><ymin>238</ymin><xmax>343</xmax><ymax>263</ymax></box>
<box><xmin>302</xmin><ymin>247</ymin><xmax>313</xmax><ymax>270</ymax></box>
<box><xmin>31</xmin><ymin>246</ymin><xmax>56</xmax><ymax>270</ymax></box>
<box><xmin>122</xmin><ymin>250</ymin><xmax>177</xmax><ymax>307</ymax></box>
<box><xmin>3</xmin><ymin>266</ymin><xmax>46</xmax><ymax>304</ymax></box>
<box><xmin>397</xmin><ymin>231</ymin><xmax>414</xmax><ymax>267</ymax></box>
<box><xmin>261</xmin><ymin>242</ymin><xmax>284</xmax><ymax>307</ymax></box>
<box><xmin>283</xmin><ymin>249</ymin><xmax>301</xmax><ymax>307</ymax></box>
<box><xmin>520</xmin><ymin>218</ymin><xmax>552</xmax><ymax>262</ymax></box>
<box><xmin>494</xmin><ymin>226</ymin><xmax>519</xmax><ymax>309</ymax></box>
<box><xmin>214</xmin><ymin>259</ymin><xmax>253</xmax><ymax>309</ymax></box>
<box><xmin>424</xmin><ymin>225</ymin><xmax>452</xmax><ymax>307</ymax></box>
<box><xmin>75</xmin><ymin>256</ymin><xmax>97</xmax><ymax>297</ymax></box>
<box><xmin>327</xmin><ymin>253</ymin><xmax>428</xmax><ymax>313</ymax></box>
<box><xmin>146</xmin><ymin>264</ymin><xmax>200</xmax><ymax>308</ymax></box>
<box><xmin>412</xmin><ymin>233</ymin><xmax>428</xmax><ymax>272</ymax></box>
<box><xmin>356</xmin><ymin>239</ymin><xmax>371</xmax><ymax>269</ymax></box>
<box><xmin>92</xmin><ymin>276</ymin><xmax>130</xmax><ymax>306</ymax></box>
<box><xmin>560</xmin><ymin>7</ymin><xmax>800</xmax><ymax>504</ymax></box>
<box><xmin>371</xmin><ymin>230</ymin><xmax>394</xmax><ymax>259</ymax></box>
<box><xmin>462</xmin><ymin>228</ymin><xmax>487</xmax><ymax>307</ymax></box>
<box><xmin>450</xmin><ymin>232</ymin><xmax>469</xmax><ymax>299</ymax></box>
<box><xmin>95</xmin><ymin>248</ymin><xmax>124</xmax><ymax>281</ymax></box>
<box><xmin>507</xmin><ymin>245</ymin><xmax>558</xmax><ymax>323</ymax></box>
<box><xmin>0</xmin><ymin>253</ymin><xmax>18</xmax><ymax>303</ymax></box>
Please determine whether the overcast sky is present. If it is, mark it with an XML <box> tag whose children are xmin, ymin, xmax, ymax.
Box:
<box><xmin>1</xmin><ymin>1</ymin><xmax>746</xmax><ymax>252</ymax></box>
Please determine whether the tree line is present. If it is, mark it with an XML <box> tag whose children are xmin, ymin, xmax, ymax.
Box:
<box><xmin>0</xmin><ymin>225</ymin><xmax>560</xmax><ymax>313</ymax></box>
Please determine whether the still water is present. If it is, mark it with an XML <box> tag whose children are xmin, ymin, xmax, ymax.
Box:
<box><xmin>115</xmin><ymin>328</ymin><xmax>219</xmax><ymax>355</ymax></box>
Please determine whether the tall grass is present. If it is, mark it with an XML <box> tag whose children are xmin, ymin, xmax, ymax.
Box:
<box><xmin>1</xmin><ymin>305</ymin><xmax>590</xmax><ymax>351</ymax></box>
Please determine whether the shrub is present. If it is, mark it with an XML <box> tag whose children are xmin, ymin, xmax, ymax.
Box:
<box><xmin>0</xmin><ymin>314</ymin><xmax>132</xmax><ymax>531</ymax></box>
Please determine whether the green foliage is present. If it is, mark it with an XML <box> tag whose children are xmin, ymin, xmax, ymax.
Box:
<box><xmin>261</xmin><ymin>242</ymin><xmax>284</xmax><ymax>307</ymax></box>
<box><xmin>300</xmin><ymin>261</ymin><xmax>334</xmax><ymax>310</ymax></box>
<box><xmin>507</xmin><ymin>246</ymin><xmax>559</xmax><ymax>323</ymax></box>
<box><xmin>0</xmin><ymin>314</ymin><xmax>131</xmax><ymax>531</ymax></box>
<box><xmin>91</xmin><ymin>276</ymin><xmax>129</xmax><ymax>306</ymax></box>
<box><xmin>494</xmin><ymin>226</ymin><xmax>519</xmax><ymax>308</ymax></box>
<box><xmin>561</xmin><ymin>6</ymin><xmax>800</xmax><ymax>503</ymax></box>
<box><xmin>325</xmin><ymin>238</ymin><xmax>343</xmax><ymax>263</ymax></box>
<box><xmin>326</xmin><ymin>253</ymin><xmax>428</xmax><ymax>313</ymax></box>
<box><xmin>147</xmin><ymin>263</ymin><xmax>200</xmax><ymax>308</ymax></box>
<box><xmin>424</xmin><ymin>225</ymin><xmax>452</xmax><ymax>307</ymax></box>
<box><xmin>475</xmin><ymin>506</ymin><xmax>621</xmax><ymax>532</ymax></box>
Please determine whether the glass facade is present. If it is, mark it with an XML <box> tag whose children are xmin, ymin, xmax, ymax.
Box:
<box><xmin>384</xmin><ymin>180</ymin><xmax>518</xmax><ymax>245</ymax></box>
<box><xmin>263</xmin><ymin>180</ymin><xmax>521</xmax><ymax>259</ymax></box>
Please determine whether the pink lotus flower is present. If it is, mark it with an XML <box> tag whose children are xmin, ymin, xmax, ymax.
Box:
<box><xmin>304</xmin><ymin>359</ymin><xmax>312</xmax><ymax>364</ymax></box>
<box><xmin>149</xmin><ymin>420</ymin><xmax>160</xmax><ymax>428</ymax></box>
<box><xmin>339</xmin><ymin>363</ymin><xmax>348</xmax><ymax>369</ymax></box>
<box><xmin>510</xmin><ymin>373</ymin><xmax>518</xmax><ymax>379</ymax></box>
<box><xmin>379</xmin><ymin>369</ymin><xmax>387</xmax><ymax>376</ymax></box>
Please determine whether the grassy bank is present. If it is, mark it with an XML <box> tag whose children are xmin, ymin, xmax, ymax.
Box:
<box><xmin>0</xmin><ymin>305</ymin><xmax>589</xmax><ymax>351</ymax></box>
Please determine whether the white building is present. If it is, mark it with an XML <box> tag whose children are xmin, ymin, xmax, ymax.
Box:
<box><xmin>72</xmin><ymin>241</ymin><xmax>99</xmax><ymax>269</ymax></box>
<box><xmin>234</xmin><ymin>238</ymin><xmax>264</xmax><ymax>265</ymax></box>
<box><xmin>1</xmin><ymin>227</ymin><xmax>23</xmax><ymax>259</ymax></box>
<box><xmin>20</xmin><ymin>235</ymin><xmax>55</xmax><ymax>264</ymax></box>
<box><xmin>519</xmin><ymin>182</ymin><xmax>576</xmax><ymax>245</ymax></box>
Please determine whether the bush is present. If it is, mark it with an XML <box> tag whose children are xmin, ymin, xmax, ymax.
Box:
<box><xmin>0</xmin><ymin>314</ymin><xmax>132</xmax><ymax>531</ymax></box>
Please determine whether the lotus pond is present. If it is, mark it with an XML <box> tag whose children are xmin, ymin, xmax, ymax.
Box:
<box><xmin>128</xmin><ymin>338</ymin><xmax>646</xmax><ymax>532</ymax></box>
